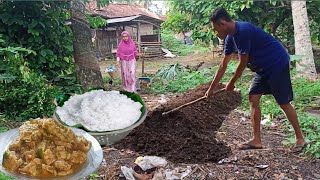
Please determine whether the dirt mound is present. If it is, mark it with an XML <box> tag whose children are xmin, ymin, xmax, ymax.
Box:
<box><xmin>115</xmin><ymin>83</ymin><xmax>241</xmax><ymax>163</ymax></box>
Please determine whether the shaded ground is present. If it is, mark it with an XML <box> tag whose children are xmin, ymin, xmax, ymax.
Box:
<box><xmin>115</xmin><ymin>83</ymin><xmax>241</xmax><ymax>163</ymax></box>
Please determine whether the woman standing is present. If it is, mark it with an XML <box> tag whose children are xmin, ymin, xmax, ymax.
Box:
<box><xmin>116</xmin><ymin>31</ymin><xmax>140</xmax><ymax>92</ymax></box>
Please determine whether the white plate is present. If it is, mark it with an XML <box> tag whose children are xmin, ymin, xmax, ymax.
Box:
<box><xmin>0</xmin><ymin>128</ymin><xmax>103</xmax><ymax>180</ymax></box>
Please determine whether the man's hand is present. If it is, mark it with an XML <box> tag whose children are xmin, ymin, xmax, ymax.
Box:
<box><xmin>205</xmin><ymin>87</ymin><xmax>214</xmax><ymax>98</ymax></box>
<box><xmin>204</xmin><ymin>55</ymin><xmax>232</xmax><ymax>98</ymax></box>
<box><xmin>227</xmin><ymin>54</ymin><xmax>249</xmax><ymax>89</ymax></box>
<box><xmin>225</xmin><ymin>81</ymin><xmax>235</xmax><ymax>91</ymax></box>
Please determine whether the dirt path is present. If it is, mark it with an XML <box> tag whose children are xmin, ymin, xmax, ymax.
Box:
<box><xmin>214</xmin><ymin>110</ymin><xmax>320</xmax><ymax>179</ymax></box>
<box><xmin>99</xmin><ymin>52</ymin><xmax>219</xmax><ymax>76</ymax></box>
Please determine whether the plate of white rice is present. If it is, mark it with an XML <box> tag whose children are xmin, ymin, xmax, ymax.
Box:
<box><xmin>54</xmin><ymin>90</ymin><xmax>145</xmax><ymax>132</ymax></box>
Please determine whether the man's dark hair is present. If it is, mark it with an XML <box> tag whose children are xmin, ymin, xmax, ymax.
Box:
<box><xmin>210</xmin><ymin>7</ymin><xmax>232</xmax><ymax>23</ymax></box>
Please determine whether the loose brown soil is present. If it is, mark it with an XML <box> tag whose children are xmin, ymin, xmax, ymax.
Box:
<box><xmin>115</xmin><ymin>83</ymin><xmax>241</xmax><ymax>163</ymax></box>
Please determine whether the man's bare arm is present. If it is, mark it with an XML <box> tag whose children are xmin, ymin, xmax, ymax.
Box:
<box><xmin>226</xmin><ymin>54</ymin><xmax>249</xmax><ymax>90</ymax></box>
<box><xmin>205</xmin><ymin>54</ymin><xmax>232</xmax><ymax>97</ymax></box>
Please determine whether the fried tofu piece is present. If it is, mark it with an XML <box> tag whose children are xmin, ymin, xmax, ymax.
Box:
<box><xmin>2</xmin><ymin>150</ymin><xmax>22</xmax><ymax>172</ymax></box>
<box><xmin>70</xmin><ymin>151</ymin><xmax>87</xmax><ymax>164</ymax></box>
<box><xmin>54</xmin><ymin>141</ymin><xmax>72</xmax><ymax>149</ymax></box>
<box><xmin>41</xmin><ymin>164</ymin><xmax>57</xmax><ymax>176</ymax></box>
<box><xmin>8</xmin><ymin>139</ymin><xmax>21</xmax><ymax>151</ymax></box>
<box><xmin>57</xmin><ymin>169</ymin><xmax>73</xmax><ymax>176</ymax></box>
<box><xmin>53</xmin><ymin>160</ymin><xmax>71</xmax><ymax>171</ymax></box>
<box><xmin>56</xmin><ymin>146</ymin><xmax>69</xmax><ymax>160</ymax></box>
<box><xmin>18</xmin><ymin>160</ymin><xmax>38</xmax><ymax>176</ymax></box>
<box><xmin>43</xmin><ymin>149</ymin><xmax>56</xmax><ymax>165</ymax></box>
<box><xmin>23</xmin><ymin>150</ymin><xmax>36</xmax><ymax>163</ymax></box>
<box><xmin>75</xmin><ymin>137</ymin><xmax>91</xmax><ymax>152</ymax></box>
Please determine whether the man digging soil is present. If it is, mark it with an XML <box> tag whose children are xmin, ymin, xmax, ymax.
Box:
<box><xmin>205</xmin><ymin>7</ymin><xmax>307</xmax><ymax>152</ymax></box>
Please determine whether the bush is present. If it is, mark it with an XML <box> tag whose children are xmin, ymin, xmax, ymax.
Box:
<box><xmin>0</xmin><ymin>41</ymin><xmax>59</xmax><ymax>121</ymax></box>
<box><xmin>0</xmin><ymin>75</ymin><xmax>58</xmax><ymax>121</ymax></box>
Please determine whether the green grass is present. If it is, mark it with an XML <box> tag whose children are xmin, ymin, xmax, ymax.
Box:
<box><xmin>0</xmin><ymin>115</ymin><xmax>9</xmax><ymax>133</ymax></box>
<box><xmin>161</xmin><ymin>32</ymin><xmax>209</xmax><ymax>56</ymax></box>
<box><xmin>0</xmin><ymin>126</ymin><xmax>8</xmax><ymax>133</ymax></box>
<box><xmin>0</xmin><ymin>117</ymin><xmax>14</xmax><ymax>180</ymax></box>
<box><xmin>0</xmin><ymin>172</ymin><xmax>14</xmax><ymax>180</ymax></box>
<box><xmin>148</xmin><ymin>67</ymin><xmax>214</xmax><ymax>94</ymax></box>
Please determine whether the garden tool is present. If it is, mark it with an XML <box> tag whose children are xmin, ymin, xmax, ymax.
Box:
<box><xmin>161</xmin><ymin>88</ymin><xmax>225</xmax><ymax>116</ymax></box>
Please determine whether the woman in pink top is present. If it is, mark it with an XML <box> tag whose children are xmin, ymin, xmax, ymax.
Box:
<box><xmin>116</xmin><ymin>31</ymin><xmax>140</xmax><ymax>92</ymax></box>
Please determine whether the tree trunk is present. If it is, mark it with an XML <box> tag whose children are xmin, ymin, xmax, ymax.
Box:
<box><xmin>71</xmin><ymin>0</ymin><xmax>104</xmax><ymax>90</ymax></box>
<box><xmin>144</xmin><ymin>0</ymin><xmax>149</xmax><ymax>9</ymax></box>
<box><xmin>291</xmin><ymin>0</ymin><xmax>317</xmax><ymax>80</ymax></box>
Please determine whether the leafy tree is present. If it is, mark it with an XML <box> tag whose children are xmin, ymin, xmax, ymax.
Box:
<box><xmin>0</xmin><ymin>1</ymin><xmax>74</xmax><ymax>82</ymax></box>
<box><xmin>162</xmin><ymin>0</ymin><xmax>320</xmax><ymax>49</ymax></box>
<box><xmin>71</xmin><ymin>0</ymin><xmax>104</xmax><ymax>90</ymax></box>
<box><xmin>0</xmin><ymin>0</ymin><xmax>112</xmax><ymax>120</ymax></box>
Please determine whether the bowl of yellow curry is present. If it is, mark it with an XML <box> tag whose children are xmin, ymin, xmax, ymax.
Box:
<box><xmin>0</xmin><ymin>118</ymin><xmax>103</xmax><ymax>180</ymax></box>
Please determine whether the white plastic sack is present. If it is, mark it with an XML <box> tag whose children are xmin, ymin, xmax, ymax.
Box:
<box><xmin>164</xmin><ymin>166</ymin><xmax>192</xmax><ymax>180</ymax></box>
<box><xmin>121</xmin><ymin>166</ymin><xmax>135</xmax><ymax>180</ymax></box>
<box><xmin>138</xmin><ymin>156</ymin><xmax>168</xmax><ymax>171</ymax></box>
<box><xmin>161</xmin><ymin>48</ymin><xmax>176</xmax><ymax>58</ymax></box>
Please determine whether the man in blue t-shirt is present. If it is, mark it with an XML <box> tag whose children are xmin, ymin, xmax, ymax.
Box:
<box><xmin>205</xmin><ymin>7</ymin><xmax>306</xmax><ymax>152</ymax></box>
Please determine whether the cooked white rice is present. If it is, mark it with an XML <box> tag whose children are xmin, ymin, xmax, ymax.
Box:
<box><xmin>56</xmin><ymin>90</ymin><xmax>142</xmax><ymax>132</ymax></box>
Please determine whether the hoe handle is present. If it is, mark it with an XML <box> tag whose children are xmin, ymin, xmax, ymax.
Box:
<box><xmin>162</xmin><ymin>88</ymin><xmax>225</xmax><ymax>115</ymax></box>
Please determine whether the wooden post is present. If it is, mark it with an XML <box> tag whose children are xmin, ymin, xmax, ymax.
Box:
<box><xmin>137</xmin><ymin>22</ymin><xmax>141</xmax><ymax>53</ymax></box>
<box><xmin>137</xmin><ymin>22</ymin><xmax>144</xmax><ymax>75</ymax></box>
<box><xmin>157</xmin><ymin>27</ymin><xmax>160</xmax><ymax>42</ymax></box>
<box><xmin>141</xmin><ymin>56</ymin><xmax>145</xmax><ymax>75</ymax></box>
<box><xmin>116</xmin><ymin>26</ymin><xmax>119</xmax><ymax>46</ymax></box>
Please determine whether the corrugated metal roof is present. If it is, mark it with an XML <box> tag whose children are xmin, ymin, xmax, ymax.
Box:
<box><xmin>87</xmin><ymin>2</ymin><xmax>162</xmax><ymax>21</ymax></box>
<box><xmin>106</xmin><ymin>15</ymin><xmax>140</xmax><ymax>24</ymax></box>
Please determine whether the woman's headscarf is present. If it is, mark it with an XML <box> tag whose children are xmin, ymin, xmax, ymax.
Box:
<box><xmin>116</xmin><ymin>31</ymin><xmax>138</xmax><ymax>61</ymax></box>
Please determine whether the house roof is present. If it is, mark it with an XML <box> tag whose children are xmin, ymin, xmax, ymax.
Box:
<box><xmin>106</xmin><ymin>15</ymin><xmax>140</xmax><ymax>24</ymax></box>
<box><xmin>105</xmin><ymin>15</ymin><xmax>162</xmax><ymax>28</ymax></box>
<box><xmin>87</xmin><ymin>3</ymin><xmax>162</xmax><ymax>21</ymax></box>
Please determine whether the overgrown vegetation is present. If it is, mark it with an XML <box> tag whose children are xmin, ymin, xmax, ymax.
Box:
<box><xmin>0</xmin><ymin>1</ymin><xmax>74</xmax><ymax>81</ymax></box>
<box><xmin>150</xmin><ymin>66</ymin><xmax>213</xmax><ymax>94</ymax></box>
<box><xmin>154</xmin><ymin>63</ymin><xmax>183</xmax><ymax>80</ymax></box>
<box><xmin>0</xmin><ymin>1</ymin><xmax>83</xmax><ymax>121</ymax></box>
<box><xmin>161</xmin><ymin>31</ymin><xmax>209</xmax><ymax>56</ymax></box>
<box><xmin>148</xmin><ymin>61</ymin><xmax>320</xmax><ymax>157</ymax></box>
<box><xmin>0</xmin><ymin>43</ymin><xmax>60</xmax><ymax>120</ymax></box>
<box><xmin>0</xmin><ymin>172</ymin><xmax>14</xmax><ymax>180</ymax></box>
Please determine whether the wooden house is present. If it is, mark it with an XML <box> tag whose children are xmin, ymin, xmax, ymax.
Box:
<box><xmin>87</xmin><ymin>3</ymin><xmax>164</xmax><ymax>58</ymax></box>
